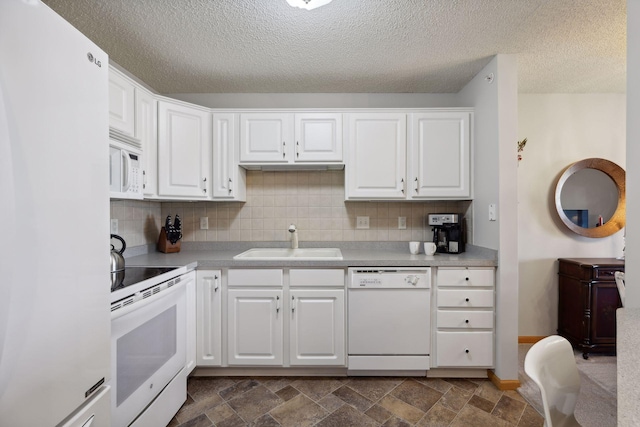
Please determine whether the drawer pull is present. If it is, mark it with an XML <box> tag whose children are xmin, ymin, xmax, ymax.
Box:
<box><xmin>465</xmin><ymin>319</ymin><xmax>469</xmax><ymax>324</ymax></box>
<box><xmin>465</xmin><ymin>298</ymin><xmax>470</xmax><ymax>302</ymax></box>
<box><xmin>465</xmin><ymin>349</ymin><xmax>470</xmax><ymax>354</ymax></box>
<box><xmin>465</xmin><ymin>277</ymin><xmax>469</xmax><ymax>281</ymax></box>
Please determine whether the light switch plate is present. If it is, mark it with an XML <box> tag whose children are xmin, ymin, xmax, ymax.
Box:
<box><xmin>398</xmin><ymin>216</ymin><xmax>407</xmax><ymax>229</ymax></box>
<box><xmin>356</xmin><ymin>216</ymin><xmax>370</xmax><ymax>229</ymax></box>
<box><xmin>489</xmin><ymin>203</ymin><xmax>497</xmax><ymax>221</ymax></box>
<box><xmin>110</xmin><ymin>219</ymin><xmax>118</xmax><ymax>234</ymax></box>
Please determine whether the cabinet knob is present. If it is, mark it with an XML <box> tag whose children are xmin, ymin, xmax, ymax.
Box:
<box><xmin>465</xmin><ymin>349</ymin><xmax>470</xmax><ymax>354</ymax></box>
<box><xmin>465</xmin><ymin>298</ymin><xmax>470</xmax><ymax>302</ymax></box>
<box><xmin>465</xmin><ymin>277</ymin><xmax>469</xmax><ymax>281</ymax></box>
<box><xmin>465</xmin><ymin>319</ymin><xmax>469</xmax><ymax>324</ymax></box>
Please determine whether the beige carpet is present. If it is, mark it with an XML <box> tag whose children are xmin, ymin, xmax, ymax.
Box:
<box><xmin>517</xmin><ymin>343</ymin><xmax>617</xmax><ymax>427</ymax></box>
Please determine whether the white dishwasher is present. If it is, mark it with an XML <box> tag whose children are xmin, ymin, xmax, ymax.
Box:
<box><xmin>348</xmin><ymin>268</ymin><xmax>431</xmax><ymax>374</ymax></box>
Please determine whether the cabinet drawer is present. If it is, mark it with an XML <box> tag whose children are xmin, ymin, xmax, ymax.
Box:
<box><xmin>228</xmin><ymin>269</ymin><xmax>283</xmax><ymax>287</ymax></box>
<box><xmin>290</xmin><ymin>269</ymin><xmax>344</xmax><ymax>287</ymax></box>
<box><xmin>436</xmin><ymin>331</ymin><xmax>493</xmax><ymax>367</ymax></box>
<box><xmin>437</xmin><ymin>267</ymin><xmax>494</xmax><ymax>287</ymax></box>
<box><xmin>437</xmin><ymin>310</ymin><xmax>494</xmax><ymax>329</ymax></box>
<box><xmin>437</xmin><ymin>289</ymin><xmax>494</xmax><ymax>308</ymax></box>
<box><xmin>594</xmin><ymin>268</ymin><xmax>621</xmax><ymax>281</ymax></box>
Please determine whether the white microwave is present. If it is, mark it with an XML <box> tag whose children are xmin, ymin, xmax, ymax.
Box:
<box><xmin>110</xmin><ymin>142</ymin><xmax>143</xmax><ymax>200</ymax></box>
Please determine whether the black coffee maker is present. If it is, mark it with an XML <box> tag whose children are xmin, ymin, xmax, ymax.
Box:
<box><xmin>428</xmin><ymin>214</ymin><xmax>465</xmax><ymax>254</ymax></box>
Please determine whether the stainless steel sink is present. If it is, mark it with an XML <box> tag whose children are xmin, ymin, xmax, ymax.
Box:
<box><xmin>233</xmin><ymin>248</ymin><xmax>343</xmax><ymax>260</ymax></box>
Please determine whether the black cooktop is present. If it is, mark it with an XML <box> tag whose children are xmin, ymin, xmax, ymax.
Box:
<box><xmin>110</xmin><ymin>266</ymin><xmax>178</xmax><ymax>292</ymax></box>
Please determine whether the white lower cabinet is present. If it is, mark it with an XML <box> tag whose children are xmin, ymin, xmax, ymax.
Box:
<box><xmin>227</xmin><ymin>288</ymin><xmax>284</xmax><ymax>366</ymax></box>
<box><xmin>290</xmin><ymin>289</ymin><xmax>345</xmax><ymax>366</ymax></box>
<box><xmin>436</xmin><ymin>331</ymin><xmax>493</xmax><ymax>367</ymax></box>
<box><xmin>196</xmin><ymin>270</ymin><xmax>222</xmax><ymax>366</ymax></box>
<box><xmin>223</xmin><ymin>268</ymin><xmax>345</xmax><ymax>368</ymax></box>
<box><xmin>185</xmin><ymin>271</ymin><xmax>197</xmax><ymax>374</ymax></box>
<box><xmin>433</xmin><ymin>267</ymin><xmax>495</xmax><ymax>369</ymax></box>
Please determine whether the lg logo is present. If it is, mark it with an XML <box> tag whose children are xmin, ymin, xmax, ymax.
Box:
<box><xmin>87</xmin><ymin>52</ymin><xmax>102</xmax><ymax>68</ymax></box>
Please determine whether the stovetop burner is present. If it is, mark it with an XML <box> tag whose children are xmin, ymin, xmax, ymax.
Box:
<box><xmin>110</xmin><ymin>266</ymin><xmax>178</xmax><ymax>292</ymax></box>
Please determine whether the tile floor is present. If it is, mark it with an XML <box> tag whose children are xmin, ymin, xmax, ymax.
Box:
<box><xmin>167</xmin><ymin>376</ymin><xmax>543</xmax><ymax>427</ymax></box>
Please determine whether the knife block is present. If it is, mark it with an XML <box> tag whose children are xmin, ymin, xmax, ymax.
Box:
<box><xmin>157</xmin><ymin>227</ymin><xmax>181</xmax><ymax>253</ymax></box>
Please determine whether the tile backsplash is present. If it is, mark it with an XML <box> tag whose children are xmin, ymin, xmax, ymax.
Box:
<box><xmin>110</xmin><ymin>171</ymin><xmax>472</xmax><ymax>247</ymax></box>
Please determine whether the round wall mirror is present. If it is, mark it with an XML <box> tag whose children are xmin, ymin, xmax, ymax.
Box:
<box><xmin>554</xmin><ymin>158</ymin><xmax>625</xmax><ymax>238</ymax></box>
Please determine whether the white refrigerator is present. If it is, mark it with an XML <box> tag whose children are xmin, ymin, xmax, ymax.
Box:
<box><xmin>0</xmin><ymin>1</ymin><xmax>111</xmax><ymax>426</ymax></box>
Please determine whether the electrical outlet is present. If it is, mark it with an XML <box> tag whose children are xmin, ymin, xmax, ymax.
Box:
<box><xmin>398</xmin><ymin>216</ymin><xmax>407</xmax><ymax>229</ymax></box>
<box><xmin>110</xmin><ymin>219</ymin><xmax>118</xmax><ymax>234</ymax></box>
<box><xmin>200</xmin><ymin>217</ymin><xmax>209</xmax><ymax>230</ymax></box>
<box><xmin>356</xmin><ymin>216</ymin><xmax>370</xmax><ymax>229</ymax></box>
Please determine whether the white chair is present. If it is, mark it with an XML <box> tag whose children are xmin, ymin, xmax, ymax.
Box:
<box><xmin>615</xmin><ymin>271</ymin><xmax>625</xmax><ymax>307</ymax></box>
<box><xmin>524</xmin><ymin>335</ymin><xmax>581</xmax><ymax>427</ymax></box>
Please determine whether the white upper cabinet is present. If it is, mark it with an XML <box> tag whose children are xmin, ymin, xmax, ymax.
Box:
<box><xmin>345</xmin><ymin>113</ymin><xmax>407</xmax><ymax>199</ymax></box>
<box><xmin>239</xmin><ymin>113</ymin><xmax>342</xmax><ymax>165</ymax></box>
<box><xmin>294</xmin><ymin>113</ymin><xmax>342</xmax><ymax>162</ymax></box>
<box><xmin>108</xmin><ymin>68</ymin><xmax>136</xmax><ymax>141</ymax></box>
<box><xmin>240</xmin><ymin>113</ymin><xmax>293</xmax><ymax>163</ymax></box>
<box><xmin>135</xmin><ymin>87</ymin><xmax>158</xmax><ymax>197</ymax></box>
<box><xmin>157</xmin><ymin>99</ymin><xmax>212</xmax><ymax>198</ymax></box>
<box><xmin>212</xmin><ymin>113</ymin><xmax>246</xmax><ymax>201</ymax></box>
<box><xmin>408</xmin><ymin>112</ymin><xmax>471</xmax><ymax>199</ymax></box>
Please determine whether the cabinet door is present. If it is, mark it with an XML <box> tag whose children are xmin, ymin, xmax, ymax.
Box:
<box><xmin>227</xmin><ymin>289</ymin><xmax>283</xmax><ymax>365</ymax></box>
<box><xmin>184</xmin><ymin>271</ymin><xmax>197</xmax><ymax>374</ymax></box>
<box><xmin>294</xmin><ymin>113</ymin><xmax>343</xmax><ymax>162</ymax></box>
<box><xmin>239</xmin><ymin>113</ymin><xmax>293</xmax><ymax>163</ymax></box>
<box><xmin>158</xmin><ymin>101</ymin><xmax>211</xmax><ymax>198</ymax></box>
<box><xmin>409</xmin><ymin>112</ymin><xmax>471</xmax><ymax>199</ymax></box>
<box><xmin>136</xmin><ymin>87</ymin><xmax>158</xmax><ymax>197</ymax></box>
<box><xmin>345</xmin><ymin>113</ymin><xmax>407</xmax><ymax>199</ymax></box>
<box><xmin>108</xmin><ymin>69</ymin><xmax>136</xmax><ymax>138</ymax></box>
<box><xmin>213</xmin><ymin>113</ymin><xmax>246</xmax><ymax>200</ymax></box>
<box><xmin>289</xmin><ymin>289</ymin><xmax>345</xmax><ymax>366</ymax></box>
<box><xmin>196</xmin><ymin>270</ymin><xmax>222</xmax><ymax>366</ymax></box>
<box><xmin>590</xmin><ymin>282</ymin><xmax>620</xmax><ymax>345</ymax></box>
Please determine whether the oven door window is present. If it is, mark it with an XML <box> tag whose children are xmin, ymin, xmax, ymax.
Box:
<box><xmin>116</xmin><ymin>305</ymin><xmax>177</xmax><ymax>406</ymax></box>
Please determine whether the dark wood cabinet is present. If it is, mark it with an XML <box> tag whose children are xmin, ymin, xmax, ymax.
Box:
<box><xmin>557</xmin><ymin>258</ymin><xmax>624</xmax><ymax>359</ymax></box>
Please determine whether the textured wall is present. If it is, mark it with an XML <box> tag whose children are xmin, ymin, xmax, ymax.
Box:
<box><xmin>110</xmin><ymin>170</ymin><xmax>472</xmax><ymax>248</ymax></box>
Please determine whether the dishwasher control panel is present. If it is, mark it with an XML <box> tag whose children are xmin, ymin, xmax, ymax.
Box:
<box><xmin>348</xmin><ymin>268</ymin><xmax>431</xmax><ymax>289</ymax></box>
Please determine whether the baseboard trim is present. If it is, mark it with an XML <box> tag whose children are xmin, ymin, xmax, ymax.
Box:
<box><xmin>487</xmin><ymin>370</ymin><xmax>521</xmax><ymax>390</ymax></box>
<box><xmin>518</xmin><ymin>336</ymin><xmax>546</xmax><ymax>344</ymax></box>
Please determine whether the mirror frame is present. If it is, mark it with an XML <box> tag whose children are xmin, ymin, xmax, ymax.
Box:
<box><xmin>554</xmin><ymin>158</ymin><xmax>625</xmax><ymax>238</ymax></box>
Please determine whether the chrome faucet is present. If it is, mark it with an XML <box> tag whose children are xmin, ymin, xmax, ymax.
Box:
<box><xmin>288</xmin><ymin>224</ymin><xmax>298</xmax><ymax>249</ymax></box>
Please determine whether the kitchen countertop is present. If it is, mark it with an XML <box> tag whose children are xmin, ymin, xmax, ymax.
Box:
<box><xmin>124</xmin><ymin>241</ymin><xmax>497</xmax><ymax>269</ymax></box>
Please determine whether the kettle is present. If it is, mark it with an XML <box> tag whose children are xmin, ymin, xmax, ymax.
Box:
<box><xmin>110</xmin><ymin>234</ymin><xmax>126</xmax><ymax>273</ymax></box>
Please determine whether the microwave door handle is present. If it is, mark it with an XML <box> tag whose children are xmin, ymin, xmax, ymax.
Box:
<box><xmin>121</xmin><ymin>151</ymin><xmax>130</xmax><ymax>192</ymax></box>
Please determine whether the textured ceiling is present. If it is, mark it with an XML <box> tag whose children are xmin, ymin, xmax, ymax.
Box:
<box><xmin>42</xmin><ymin>0</ymin><xmax>626</xmax><ymax>94</ymax></box>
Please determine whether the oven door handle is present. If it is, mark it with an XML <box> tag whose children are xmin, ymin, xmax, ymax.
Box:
<box><xmin>111</xmin><ymin>280</ymin><xmax>185</xmax><ymax>320</ymax></box>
